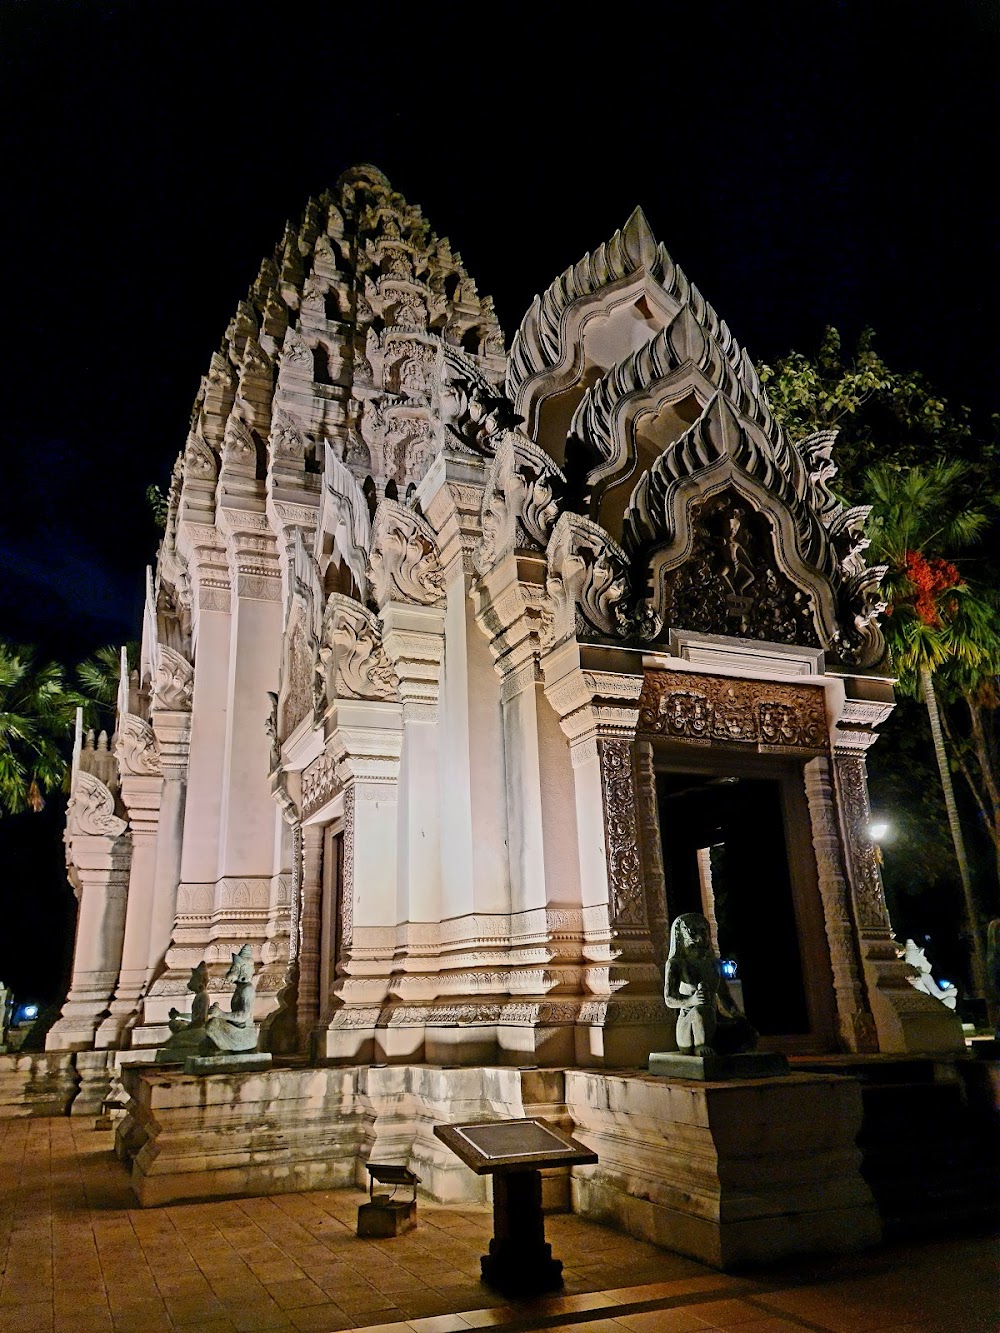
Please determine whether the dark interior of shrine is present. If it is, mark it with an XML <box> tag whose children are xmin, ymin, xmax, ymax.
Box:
<box><xmin>656</xmin><ymin>771</ymin><xmax>810</xmax><ymax>1036</ymax></box>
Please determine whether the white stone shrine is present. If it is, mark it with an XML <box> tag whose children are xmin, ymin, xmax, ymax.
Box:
<box><xmin>37</xmin><ymin>166</ymin><xmax>973</xmax><ymax>1262</ymax></box>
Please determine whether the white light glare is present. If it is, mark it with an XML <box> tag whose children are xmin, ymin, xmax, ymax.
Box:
<box><xmin>869</xmin><ymin>820</ymin><xmax>889</xmax><ymax>842</ymax></box>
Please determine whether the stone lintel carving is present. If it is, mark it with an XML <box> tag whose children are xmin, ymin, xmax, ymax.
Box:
<box><xmin>323</xmin><ymin>593</ymin><xmax>399</xmax><ymax>701</ymax></box>
<box><xmin>637</xmin><ymin>670</ymin><xmax>828</xmax><ymax>752</ymax></box>
<box><xmin>67</xmin><ymin>771</ymin><xmax>128</xmax><ymax>840</ymax></box>
<box><xmin>113</xmin><ymin>713</ymin><xmax>162</xmax><ymax>777</ymax></box>
<box><xmin>369</xmin><ymin>500</ymin><xmax>445</xmax><ymax>609</ymax></box>
<box><xmin>152</xmin><ymin>645</ymin><xmax>194</xmax><ymax>712</ymax></box>
<box><xmin>300</xmin><ymin>753</ymin><xmax>342</xmax><ymax>822</ymax></box>
<box><xmin>477</xmin><ymin>434</ymin><xmax>565</xmax><ymax>575</ymax></box>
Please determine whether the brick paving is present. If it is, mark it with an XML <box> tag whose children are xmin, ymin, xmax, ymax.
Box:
<box><xmin>0</xmin><ymin>1117</ymin><xmax>995</xmax><ymax>1333</ymax></box>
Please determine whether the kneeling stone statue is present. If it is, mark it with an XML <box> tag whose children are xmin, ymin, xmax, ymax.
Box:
<box><xmin>157</xmin><ymin>944</ymin><xmax>265</xmax><ymax>1066</ymax></box>
<box><xmin>650</xmin><ymin>912</ymin><xmax>787</xmax><ymax>1080</ymax></box>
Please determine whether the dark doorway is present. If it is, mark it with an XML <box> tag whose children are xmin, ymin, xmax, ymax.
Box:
<box><xmin>656</xmin><ymin>772</ymin><xmax>810</xmax><ymax>1036</ymax></box>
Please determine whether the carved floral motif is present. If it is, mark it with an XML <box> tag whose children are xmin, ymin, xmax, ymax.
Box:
<box><xmin>300</xmin><ymin>754</ymin><xmax>341</xmax><ymax>821</ymax></box>
<box><xmin>599</xmin><ymin>739</ymin><xmax>646</xmax><ymax>925</ymax></box>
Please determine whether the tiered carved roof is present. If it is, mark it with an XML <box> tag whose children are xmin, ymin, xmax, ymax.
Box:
<box><xmin>492</xmin><ymin>208</ymin><xmax>888</xmax><ymax>668</ymax></box>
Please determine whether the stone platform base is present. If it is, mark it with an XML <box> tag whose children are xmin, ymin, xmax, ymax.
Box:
<box><xmin>183</xmin><ymin>1052</ymin><xmax>272</xmax><ymax>1075</ymax></box>
<box><xmin>117</xmin><ymin>1062</ymin><xmax>878</xmax><ymax>1268</ymax></box>
<box><xmin>649</xmin><ymin>1051</ymin><xmax>789</xmax><ymax>1080</ymax></box>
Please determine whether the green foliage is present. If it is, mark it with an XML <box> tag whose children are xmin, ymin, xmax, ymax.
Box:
<box><xmin>146</xmin><ymin>484</ymin><xmax>169</xmax><ymax>530</ymax></box>
<box><xmin>759</xmin><ymin>326</ymin><xmax>999</xmax><ymax>509</ymax></box>
<box><xmin>75</xmin><ymin>643</ymin><xmax>139</xmax><ymax>729</ymax></box>
<box><xmin>0</xmin><ymin>641</ymin><xmax>81</xmax><ymax>815</ymax></box>
<box><xmin>760</xmin><ymin>326</ymin><xmax>1000</xmax><ymax>914</ymax></box>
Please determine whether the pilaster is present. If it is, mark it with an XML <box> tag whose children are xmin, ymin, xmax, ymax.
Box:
<box><xmin>831</xmin><ymin>696</ymin><xmax>964</xmax><ymax>1053</ymax></box>
<box><xmin>48</xmin><ymin>772</ymin><xmax>131</xmax><ymax>1051</ymax></box>
<box><xmin>321</xmin><ymin>698</ymin><xmax>404</xmax><ymax>1062</ymax></box>
<box><xmin>542</xmin><ymin>640</ymin><xmax>671</xmax><ymax>1065</ymax></box>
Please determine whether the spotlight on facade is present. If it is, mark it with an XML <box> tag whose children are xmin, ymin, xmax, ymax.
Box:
<box><xmin>19</xmin><ymin>1003</ymin><xmax>38</xmax><ymax>1022</ymax></box>
<box><xmin>869</xmin><ymin>820</ymin><xmax>889</xmax><ymax>842</ymax></box>
<box><xmin>720</xmin><ymin>959</ymin><xmax>738</xmax><ymax>979</ymax></box>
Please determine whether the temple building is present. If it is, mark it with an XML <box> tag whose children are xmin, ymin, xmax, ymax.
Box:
<box><xmin>40</xmin><ymin>165</ymin><xmax>977</xmax><ymax>1262</ymax></box>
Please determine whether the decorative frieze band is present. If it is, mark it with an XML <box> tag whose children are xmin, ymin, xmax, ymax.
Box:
<box><xmin>638</xmin><ymin>670</ymin><xmax>828</xmax><ymax>751</ymax></box>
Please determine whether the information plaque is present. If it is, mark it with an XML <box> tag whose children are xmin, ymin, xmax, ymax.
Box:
<box><xmin>434</xmin><ymin>1117</ymin><xmax>597</xmax><ymax>1294</ymax></box>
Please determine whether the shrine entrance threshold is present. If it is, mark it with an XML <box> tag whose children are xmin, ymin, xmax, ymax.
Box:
<box><xmin>654</xmin><ymin>746</ymin><xmax>838</xmax><ymax>1055</ymax></box>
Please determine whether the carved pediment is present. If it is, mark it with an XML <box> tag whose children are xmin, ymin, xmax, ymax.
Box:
<box><xmin>439</xmin><ymin>346</ymin><xmax>519</xmax><ymax>455</ymax></box>
<box><xmin>369</xmin><ymin>500</ymin><xmax>445</xmax><ymax>608</ymax></box>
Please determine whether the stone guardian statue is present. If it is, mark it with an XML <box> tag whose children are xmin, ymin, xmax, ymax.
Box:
<box><xmin>663</xmin><ymin>912</ymin><xmax>756</xmax><ymax>1056</ymax></box>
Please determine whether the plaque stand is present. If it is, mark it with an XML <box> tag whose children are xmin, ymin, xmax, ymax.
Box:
<box><xmin>482</xmin><ymin>1167</ymin><xmax>562</xmax><ymax>1294</ymax></box>
<box><xmin>434</xmin><ymin>1116</ymin><xmax>598</xmax><ymax>1296</ymax></box>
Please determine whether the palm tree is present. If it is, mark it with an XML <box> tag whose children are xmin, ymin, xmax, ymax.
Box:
<box><xmin>75</xmin><ymin>642</ymin><xmax>139</xmax><ymax>728</ymax></box>
<box><xmin>0</xmin><ymin>641</ymin><xmax>80</xmax><ymax>815</ymax></box>
<box><xmin>864</xmin><ymin>460</ymin><xmax>992</xmax><ymax>999</ymax></box>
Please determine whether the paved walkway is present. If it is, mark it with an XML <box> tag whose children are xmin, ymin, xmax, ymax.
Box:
<box><xmin>0</xmin><ymin>1118</ymin><xmax>995</xmax><ymax>1333</ymax></box>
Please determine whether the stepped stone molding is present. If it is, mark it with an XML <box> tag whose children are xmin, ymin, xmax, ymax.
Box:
<box><xmin>568</xmin><ymin>305</ymin><xmax>775</xmax><ymax>503</ymax></box>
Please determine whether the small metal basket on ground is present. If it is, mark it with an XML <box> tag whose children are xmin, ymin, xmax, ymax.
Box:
<box><xmin>357</xmin><ymin>1162</ymin><xmax>421</xmax><ymax>1237</ymax></box>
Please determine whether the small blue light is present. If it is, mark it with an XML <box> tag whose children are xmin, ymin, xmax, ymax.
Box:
<box><xmin>720</xmin><ymin>959</ymin><xmax>738</xmax><ymax>979</ymax></box>
<box><xmin>937</xmin><ymin>980</ymin><xmax>952</xmax><ymax>991</ymax></box>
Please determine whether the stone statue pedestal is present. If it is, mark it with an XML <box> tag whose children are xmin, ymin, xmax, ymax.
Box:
<box><xmin>649</xmin><ymin>1051</ymin><xmax>788</xmax><ymax>1080</ymax></box>
<box><xmin>184</xmin><ymin>1052</ymin><xmax>272</xmax><ymax>1076</ymax></box>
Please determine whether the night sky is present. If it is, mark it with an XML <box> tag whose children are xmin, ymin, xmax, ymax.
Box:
<box><xmin>0</xmin><ymin>1</ymin><xmax>996</xmax><ymax>1001</ymax></box>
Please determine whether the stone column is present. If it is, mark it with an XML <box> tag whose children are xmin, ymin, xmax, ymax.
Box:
<box><xmin>803</xmin><ymin>755</ymin><xmax>877</xmax><ymax>1053</ymax></box>
<box><xmin>542</xmin><ymin>644</ymin><xmax>670</xmax><ymax>1066</ymax></box>
<box><xmin>418</xmin><ymin>451</ymin><xmax>510</xmax><ymax>925</ymax></box>
<box><xmin>95</xmin><ymin>715</ymin><xmax>163</xmax><ymax>1047</ymax></box>
<box><xmin>831</xmin><ymin>705</ymin><xmax>964</xmax><ymax>1053</ymax></box>
<box><xmin>475</xmin><ymin>553</ymin><xmax>580</xmax><ymax>919</ymax></box>
<box><xmin>321</xmin><ymin>699</ymin><xmax>404</xmax><ymax>1062</ymax></box>
<box><xmin>174</xmin><ymin>526</ymin><xmax>231</xmax><ymax>946</ymax></box>
<box><xmin>380</xmin><ymin>602</ymin><xmax>446</xmax><ymax>932</ymax></box>
<box><xmin>135</xmin><ymin>702</ymin><xmax>192</xmax><ymax>1037</ymax></box>
<box><xmin>47</xmin><ymin>772</ymin><xmax>131</xmax><ymax>1051</ymax></box>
